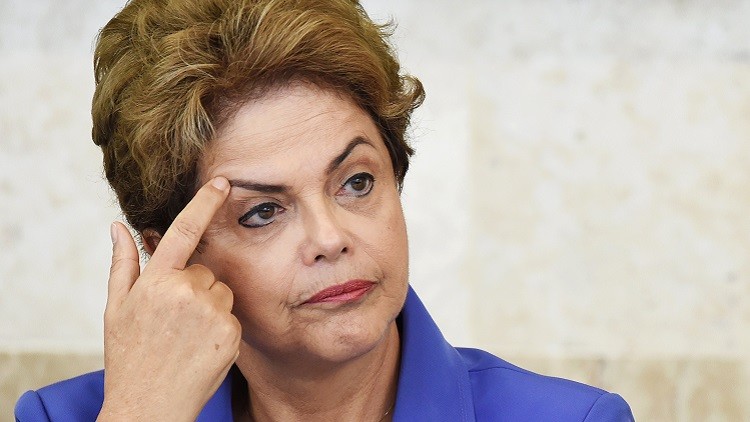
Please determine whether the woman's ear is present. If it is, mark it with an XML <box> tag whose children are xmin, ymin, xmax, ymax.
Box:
<box><xmin>141</xmin><ymin>228</ymin><xmax>163</xmax><ymax>256</ymax></box>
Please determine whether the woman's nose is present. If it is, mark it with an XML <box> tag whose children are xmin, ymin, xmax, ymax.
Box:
<box><xmin>301</xmin><ymin>202</ymin><xmax>350</xmax><ymax>265</ymax></box>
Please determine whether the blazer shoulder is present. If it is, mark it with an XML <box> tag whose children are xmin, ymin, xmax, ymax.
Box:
<box><xmin>15</xmin><ymin>390</ymin><xmax>50</xmax><ymax>422</ymax></box>
<box><xmin>15</xmin><ymin>370</ymin><xmax>105</xmax><ymax>422</ymax></box>
<box><xmin>584</xmin><ymin>392</ymin><xmax>634</xmax><ymax>422</ymax></box>
<box><xmin>457</xmin><ymin>348</ymin><xmax>634</xmax><ymax>421</ymax></box>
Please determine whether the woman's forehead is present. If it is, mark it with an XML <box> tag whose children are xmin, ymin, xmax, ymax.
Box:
<box><xmin>214</xmin><ymin>82</ymin><xmax>363</xmax><ymax>136</ymax></box>
<box><xmin>199</xmin><ymin>84</ymin><xmax>387</xmax><ymax>179</ymax></box>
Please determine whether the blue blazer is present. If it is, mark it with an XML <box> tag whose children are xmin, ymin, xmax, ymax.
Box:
<box><xmin>16</xmin><ymin>286</ymin><xmax>634</xmax><ymax>421</ymax></box>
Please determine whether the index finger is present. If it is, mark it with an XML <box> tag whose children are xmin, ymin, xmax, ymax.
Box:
<box><xmin>147</xmin><ymin>176</ymin><xmax>230</xmax><ymax>271</ymax></box>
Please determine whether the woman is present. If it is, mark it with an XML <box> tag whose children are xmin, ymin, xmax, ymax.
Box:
<box><xmin>16</xmin><ymin>0</ymin><xmax>634</xmax><ymax>420</ymax></box>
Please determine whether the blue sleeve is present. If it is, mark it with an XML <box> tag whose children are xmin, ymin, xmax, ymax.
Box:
<box><xmin>583</xmin><ymin>393</ymin><xmax>635</xmax><ymax>422</ymax></box>
<box><xmin>15</xmin><ymin>390</ymin><xmax>51</xmax><ymax>422</ymax></box>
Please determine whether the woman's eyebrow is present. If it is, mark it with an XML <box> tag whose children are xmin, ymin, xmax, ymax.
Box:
<box><xmin>228</xmin><ymin>136</ymin><xmax>375</xmax><ymax>193</ymax></box>
<box><xmin>327</xmin><ymin>136</ymin><xmax>375</xmax><ymax>174</ymax></box>
<box><xmin>228</xmin><ymin>180</ymin><xmax>289</xmax><ymax>193</ymax></box>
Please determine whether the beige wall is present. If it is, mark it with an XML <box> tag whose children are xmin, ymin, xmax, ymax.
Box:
<box><xmin>2</xmin><ymin>0</ymin><xmax>748</xmax><ymax>420</ymax></box>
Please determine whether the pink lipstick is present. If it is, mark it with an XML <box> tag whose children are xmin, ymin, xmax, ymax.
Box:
<box><xmin>304</xmin><ymin>280</ymin><xmax>375</xmax><ymax>304</ymax></box>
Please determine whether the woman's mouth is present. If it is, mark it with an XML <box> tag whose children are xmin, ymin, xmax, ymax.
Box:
<box><xmin>304</xmin><ymin>280</ymin><xmax>375</xmax><ymax>304</ymax></box>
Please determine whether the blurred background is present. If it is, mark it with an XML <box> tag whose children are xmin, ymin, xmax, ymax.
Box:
<box><xmin>1</xmin><ymin>0</ymin><xmax>748</xmax><ymax>420</ymax></box>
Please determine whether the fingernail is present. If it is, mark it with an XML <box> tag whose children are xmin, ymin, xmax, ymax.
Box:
<box><xmin>110</xmin><ymin>222</ymin><xmax>118</xmax><ymax>245</ymax></box>
<box><xmin>211</xmin><ymin>176</ymin><xmax>229</xmax><ymax>191</ymax></box>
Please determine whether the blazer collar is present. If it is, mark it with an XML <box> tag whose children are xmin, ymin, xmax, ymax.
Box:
<box><xmin>392</xmin><ymin>285</ymin><xmax>476</xmax><ymax>421</ymax></box>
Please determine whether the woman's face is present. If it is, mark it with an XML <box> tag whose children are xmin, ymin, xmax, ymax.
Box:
<box><xmin>193</xmin><ymin>83</ymin><xmax>409</xmax><ymax>364</ymax></box>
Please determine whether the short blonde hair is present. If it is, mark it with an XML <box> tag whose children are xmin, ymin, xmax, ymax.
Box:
<box><xmin>92</xmin><ymin>0</ymin><xmax>424</xmax><ymax>235</ymax></box>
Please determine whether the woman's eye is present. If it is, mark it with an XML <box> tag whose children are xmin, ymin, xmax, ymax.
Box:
<box><xmin>340</xmin><ymin>172</ymin><xmax>375</xmax><ymax>197</ymax></box>
<box><xmin>238</xmin><ymin>202</ymin><xmax>283</xmax><ymax>228</ymax></box>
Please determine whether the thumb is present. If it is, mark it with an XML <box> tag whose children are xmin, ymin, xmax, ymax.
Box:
<box><xmin>107</xmin><ymin>221</ymin><xmax>141</xmax><ymax>308</ymax></box>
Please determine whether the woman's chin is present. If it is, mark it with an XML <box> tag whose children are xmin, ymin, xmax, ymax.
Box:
<box><xmin>337</xmin><ymin>326</ymin><xmax>396</xmax><ymax>361</ymax></box>
<box><xmin>237</xmin><ymin>285</ymin><xmax>405</xmax><ymax>369</ymax></box>
<box><xmin>293</xmin><ymin>316</ymin><xmax>396</xmax><ymax>366</ymax></box>
<box><xmin>243</xmin><ymin>319</ymin><xmax>396</xmax><ymax>372</ymax></box>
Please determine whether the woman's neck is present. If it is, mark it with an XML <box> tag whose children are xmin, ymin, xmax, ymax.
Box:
<box><xmin>235</xmin><ymin>322</ymin><xmax>400</xmax><ymax>422</ymax></box>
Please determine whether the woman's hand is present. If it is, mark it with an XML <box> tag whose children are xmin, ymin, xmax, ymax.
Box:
<box><xmin>98</xmin><ymin>177</ymin><xmax>240</xmax><ymax>421</ymax></box>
